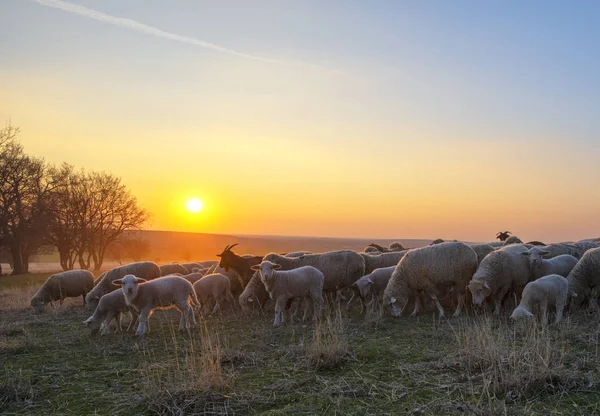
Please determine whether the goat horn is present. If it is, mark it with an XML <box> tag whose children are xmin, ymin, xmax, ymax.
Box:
<box><xmin>228</xmin><ymin>243</ymin><xmax>239</xmax><ymax>251</ymax></box>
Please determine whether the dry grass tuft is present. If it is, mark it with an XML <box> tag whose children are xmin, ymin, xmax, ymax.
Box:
<box><xmin>0</xmin><ymin>286</ymin><xmax>38</xmax><ymax>312</ymax></box>
<box><xmin>449</xmin><ymin>313</ymin><xmax>598</xmax><ymax>401</ymax></box>
<box><xmin>305</xmin><ymin>306</ymin><xmax>354</xmax><ymax>370</ymax></box>
<box><xmin>140</xmin><ymin>321</ymin><xmax>232</xmax><ymax>414</ymax></box>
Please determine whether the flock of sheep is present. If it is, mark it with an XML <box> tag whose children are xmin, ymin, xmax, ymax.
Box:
<box><xmin>27</xmin><ymin>234</ymin><xmax>600</xmax><ymax>336</ymax></box>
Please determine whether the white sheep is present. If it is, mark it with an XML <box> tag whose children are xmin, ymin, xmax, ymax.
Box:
<box><xmin>383</xmin><ymin>242</ymin><xmax>478</xmax><ymax>318</ymax></box>
<box><xmin>251</xmin><ymin>261</ymin><xmax>324</xmax><ymax>327</ymax></box>
<box><xmin>239</xmin><ymin>250</ymin><xmax>364</xmax><ymax>309</ymax></box>
<box><xmin>522</xmin><ymin>247</ymin><xmax>578</xmax><ymax>280</ymax></box>
<box><xmin>30</xmin><ymin>270</ymin><xmax>94</xmax><ymax>312</ymax></box>
<box><xmin>192</xmin><ymin>273</ymin><xmax>234</xmax><ymax>315</ymax></box>
<box><xmin>510</xmin><ymin>274</ymin><xmax>568</xmax><ymax>326</ymax></box>
<box><xmin>468</xmin><ymin>244</ymin><xmax>532</xmax><ymax>314</ymax></box>
<box><xmin>86</xmin><ymin>262</ymin><xmax>161</xmax><ymax>312</ymax></box>
<box><xmin>567</xmin><ymin>247</ymin><xmax>600</xmax><ymax>309</ymax></box>
<box><xmin>83</xmin><ymin>289</ymin><xmax>139</xmax><ymax>335</ymax></box>
<box><xmin>360</xmin><ymin>250</ymin><xmax>408</xmax><ymax>274</ymax></box>
<box><xmin>159</xmin><ymin>263</ymin><xmax>189</xmax><ymax>276</ymax></box>
<box><xmin>504</xmin><ymin>236</ymin><xmax>523</xmax><ymax>245</ymax></box>
<box><xmin>351</xmin><ymin>266</ymin><xmax>395</xmax><ymax>310</ymax></box>
<box><xmin>112</xmin><ymin>275</ymin><xmax>200</xmax><ymax>336</ymax></box>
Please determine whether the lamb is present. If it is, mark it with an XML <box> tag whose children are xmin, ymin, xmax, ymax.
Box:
<box><xmin>83</xmin><ymin>289</ymin><xmax>139</xmax><ymax>335</ymax></box>
<box><xmin>159</xmin><ymin>263</ymin><xmax>190</xmax><ymax>276</ymax></box>
<box><xmin>85</xmin><ymin>262</ymin><xmax>161</xmax><ymax>312</ymax></box>
<box><xmin>468</xmin><ymin>244</ymin><xmax>532</xmax><ymax>314</ymax></box>
<box><xmin>468</xmin><ymin>243</ymin><xmax>495</xmax><ymax>265</ymax></box>
<box><xmin>112</xmin><ymin>275</ymin><xmax>199</xmax><ymax>336</ymax></box>
<box><xmin>239</xmin><ymin>250</ymin><xmax>365</xmax><ymax>309</ymax></box>
<box><xmin>193</xmin><ymin>273</ymin><xmax>235</xmax><ymax>315</ymax></box>
<box><xmin>351</xmin><ymin>266</ymin><xmax>395</xmax><ymax>309</ymax></box>
<box><xmin>30</xmin><ymin>270</ymin><xmax>94</xmax><ymax>312</ymax></box>
<box><xmin>567</xmin><ymin>247</ymin><xmax>600</xmax><ymax>309</ymax></box>
<box><xmin>251</xmin><ymin>260</ymin><xmax>324</xmax><ymax>327</ymax></box>
<box><xmin>360</xmin><ymin>250</ymin><xmax>408</xmax><ymax>275</ymax></box>
<box><xmin>522</xmin><ymin>247</ymin><xmax>578</xmax><ymax>280</ymax></box>
<box><xmin>383</xmin><ymin>242</ymin><xmax>478</xmax><ymax>318</ymax></box>
<box><xmin>510</xmin><ymin>274</ymin><xmax>568</xmax><ymax>326</ymax></box>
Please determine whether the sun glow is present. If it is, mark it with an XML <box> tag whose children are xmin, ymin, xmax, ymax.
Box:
<box><xmin>186</xmin><ymin>198</ymin><xmax>203</xmax><ymax>213</ymax></box>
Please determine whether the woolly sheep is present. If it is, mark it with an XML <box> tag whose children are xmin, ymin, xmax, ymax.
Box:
<box><xmin>85</xmin><ymin>262</ymin><xmax>161</xmax><ymax>312</ymax></box>
<box><xmin>522</xmin><ymin>247</ymin><xmax>578</xmax><ymax>280</ymax></box>
<box><xmin>180</xmin><ymin>271</ymin><xmax>206</xmax><ymax>284</ymax></box>
<box><xmin>83</xmin><ymin>289</ymin><xmax>138</xmax><ymax>335</ymax></box>
<box><xmin>360</xmin><ymin>250</ymin><xmax>408</xmax><ymax>275</ymax></box>
<box><xmin>284</xmin><ymin>251</ymin><xmax>312</xmax><ymax>258</ymax></box>
<box><xmin>567</xmin><ymin>247</ymin><xmax>600</xmax><ymax>309</ymax></box>
<box><xmin>159</xmin><ymin>263</ymin><xmax>189</xmax><ymax>276</ymax></box>
<box><xmin>180</xmin><ymin>262</ymin><xmax>202</xmax><ymax>272</ymax></box>
<box><xmin>468</xmin><ymin>243</ymin><xmax>495</xmax><ymax>265</ymax></box>
<box><xmin>193</xmin><ymin>273</ymin><xmax>234</xmax><ymax>314</ymax></box>
<box><xmin>239</xmin><ymin>250</ymin><xmax>365</xmax><ymax>309</ymax></box>
<box><xmin>113</xmin><ymin>275</ymin><xmax>200</xmax><ymax>336</ymax></box>
<box><xmin>468</xmin><ymin>244</ymin><xmax>532</xmax><ymax>314</ymax></box>
<box><xmin>251</xmin><ymin>260</ymin><xmax>324</xmax><ymax>327</ymax></box>
<box><xmin>383</xmin><ymin>242</ymin><xmax>478</xmax><ymax>318</ymax></box>
<box><xmin>30</xmin><ymin>270</ymin><xmax>94</xmax><ymax>312</ymax></box>
<box><xmin>510</xmin><ymin>274</ymin><xmax>568</xmax><ymax>326</ymax></box>
<box><xmin>351</xmin><ymin>266</ymin><xmax>395</xmax><ymax>310</ymax></box>
<box><xmin>93</xmin><ymin>271</ymin><xmax>107</xmax><ymax>287</ymax></box>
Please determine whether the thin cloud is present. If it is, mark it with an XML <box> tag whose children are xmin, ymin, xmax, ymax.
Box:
<box><xmin>33</xmin><ymin>0</ymin><xmax>337</xmax><ymax>72</ymax></box>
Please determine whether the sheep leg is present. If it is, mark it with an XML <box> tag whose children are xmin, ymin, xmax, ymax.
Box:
<box><xmin>540</xmin><ymin>301</ymin><xmax>548</xmax><ymax>326</ymax></box>
<box><xmin>126</xmin><ymin>310</ymin><xmax>139</xmax><ymax>332</ymax></box>
<box><xmin>188</xmin><ymin>304</ymin><xmax>197</xmax><ymax>327</ymax></box>
<box><xmin>494</xmin><ymin>287</ymin><xmax>510</xmax><ymax>315</ymax></box>
<box><xmin>211</xmin><ymin>300</ymin><xmax>221</xmax><ymax>315</ymax></box>
<box><xmin>453</xmin><ymin>293</ymin><xmax>464</xmax><ymax>318</ymax></box>
<box><xmin>429</xmin><ymin>294</ymin><xmax>445</xmax><ymax>318</ymax></box>
<box><xmin>555</xmin><ymin>301</ymin><xmax>565</xmax><ymax>324</ymax></box>
<box><xmin>313</xmin><ymin>295</ymin><xmax>324</xmax><ymax>321</ymax></box>
<box><xmin>411</xmin><ymin>293</ymin><xmax>423</xmax><ymax>317</ymax></box>
<box><xmin>82</xmin><ymin>294</ymin><xmax>87</xmax><ymax>306</ymax></box>
<box><xmin>101</xmin><ymin>312</ymin><xmax>116</xmax><ymax>336</ymax></box>
<box><xmin>274</xmin><ymin>296</ymin><xmax>287</xmax><ymax>328</ymax></box>
<box><xmin>136</xmin><ymin>307</ymin><xmax>151</xmax><ymax>336</ymax></box>
<box><xmin>303</xmin><ymin>297</ymin><xmax>314</xmax><ymax>322</ymax></box>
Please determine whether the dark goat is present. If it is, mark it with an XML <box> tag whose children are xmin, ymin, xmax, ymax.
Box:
<box><xmin>496</xmin><ymin>231</ymin><xmax>512</xmax><ymax>242</ymax></box>
<box><xmin>216</xmin><ymin>244</ymin><xmax>263</xmax><ymax>288</ymax></box>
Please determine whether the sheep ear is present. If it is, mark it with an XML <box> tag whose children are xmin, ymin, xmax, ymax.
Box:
<box><xmin>112</xmin><ymin>279</ymin><xmax>124</xmax><ymax>286</ymax></box>
<box><xmin>272</xmin><ymin>264</ymin><xmax>282</xmax><ymax>270</ymax></box>
<box><xmin>250</xmin><ymin>265</ymin><xmax>260</xmax><ymax>271</ymax></box>
<box><xmin>571</xmin><ymin>292</ymin><xmax>578</xmax><ymax>298</ymax></box>
<box><xmin>483</xmin><ymin>282</ymin><xmax>490</xmax><ymax>290</ymax></box>
<box><xmin>135</xmin><ymin>278</ymin><xmax>147</xmax><ymax>284</ymax></box>
<box><xmin>390</xmin><ymin>297</ymin><xmax>397</xmax><ymax>304</ymax></box>
<box><xmin>367</xmin><ymin>278</ymin><xmax>374</xmax><ymax>285</ymax></box>
<box><xmin>247</xmin><ymin>297</ymin><xmax>254</xmax><ymax>303</ymax></box>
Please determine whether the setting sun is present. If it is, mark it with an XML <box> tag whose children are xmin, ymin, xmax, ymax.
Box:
<box><xmin>186</xmin><ymin>198</ymin><xmax>203</xmax><ymax>213</ymax></box>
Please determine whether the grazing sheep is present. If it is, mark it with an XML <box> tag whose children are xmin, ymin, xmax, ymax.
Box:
<box><xmin>239</xmin><ymin>250</ymin><xmax>365</xmax><ymax>309</ymax></box>
<box><xmin>468</xmin><ymin>243</ymin><xmax>495</xmax><ymax>265</ymax></box>
<box><xmin>351</xmin><ymin>266</ymin><xmax>395</xmax><ymax>310</ymax></box>
<box><xmin>93</xmin><ymin>271</ymin><xmax>107</xmax><ymax>287</ymax></box>
<box><xmin>113</xmin><ymin>275</ymin><xmax>199</xmax><ymax>336</ymax></box>
<box><xmin>159</xmin><ymin>263</ymin><xmax>189</xmax><ymax>276</ymax></box>
<box><xmin>522</xmin><ymin>247</ymin><xmax>578</xmax><ymax>280</ymax></box>
<box><xmin>468</xmin><ymin>244</ymin><xmax>532</xmax><ymax>314</ymax></box>
<box><xmin>360</xmin><ymin>250</ymin><xmax>408</xmax><ymax>274</ymax></box>
<box><xmin>83</xmin><ymin>289</ymin><xmax>138</xmax><ymax>335</ymax></box>
<box><xmin>383</xmin><ymin>242</ymin><xmax>478</xmax><ymax>318</ymax></box>
<box><xmin>496</xmin><ymin>231</ymin><xmax>512</xmax><ymax>242</ymax></box>
<box><xmin>251</xmin><ymin>261</ymin><xmax>324</xmax><ymax>327</ymax></box>
<box><xmin>567</xmin><ymin>247</ymin><xmax>600</xmax><ymax>309</ymax></box>
<box><xmin>193</xmin><ymin>273</ymin><xmax>234</xmax><ymax>314</ymax></box>
<box><xmin>504</xmin><ymin>236</ymin><xmax>523</xmax><ymax>245</ymax></box>
<box><xmin>85</xmin><ymin>262</ymin><xmax>161</xmax><ymax>312</ymax></box>
<box><xmin>364</xmin><ymin>246</ymin><xmax>380</xmax><ymax>254</ymax></box>
<box><xmin>30</xmin><ymin>270</ymin><xmax>94</xmax><ymax>312</ymax></box>
<box><xmin>510</xmin><ymin>274</ymin><xmax>568</xmax><ymax>326</ymax></box>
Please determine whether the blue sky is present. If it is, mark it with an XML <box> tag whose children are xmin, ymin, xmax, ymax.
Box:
<box><xmin>1</xmin><ymin>0</ymin><xmax>599</xmax><ymax>241</ymax></box>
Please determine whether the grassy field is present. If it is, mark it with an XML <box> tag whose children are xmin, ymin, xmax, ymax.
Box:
<box><xmin>1</xmin><ymin>275</ymin><xmax>600</xmax><ymax>415</ymax></box>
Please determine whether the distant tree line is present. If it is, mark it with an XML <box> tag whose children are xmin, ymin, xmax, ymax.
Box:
<box><xmin>0</xmin><ymin>124</ymin><xmax>148</xmax><ymax>274</ymax></box>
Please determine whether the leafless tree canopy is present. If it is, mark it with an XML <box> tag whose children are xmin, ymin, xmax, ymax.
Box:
<box><xmin>0</xmin><ymin>125</ymin><xmax>148</xmax><ymax>274</ymax></box>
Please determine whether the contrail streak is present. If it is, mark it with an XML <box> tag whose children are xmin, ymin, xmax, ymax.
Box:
<box><xmin>33</xmin><ymin>0</ymin><xmax>332</xmax><ymax>71</ymax></box>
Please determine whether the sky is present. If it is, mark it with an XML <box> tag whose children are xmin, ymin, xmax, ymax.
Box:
<box><xmin>1</xmin><ymin>0</ymin><xmax>599</xmax><ymax>242</ymax></box>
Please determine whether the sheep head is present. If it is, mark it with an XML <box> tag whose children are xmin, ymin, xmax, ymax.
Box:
<box><xmin>382</xmin><ymin>292</ymin><xmax>407</xmax><ymax>317</ymax></box>
<box><xmin>216</xmin><ymin>243</ymin><xmax>239</xmax><ymax>271</ymax></box>
<box><xmin>113</xmin><ymin>274</ymin><xmax>147</xmax><ymax>302</ymax></box>
<box><xmin>467</xmin><ymin>280</ymin><xmax>491</xmax><ymax>306</ymax></box>
<box><xmin>251</xmin><ymin>260</ymin><xmax>282</xmax><ymax>289</ymax></box>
